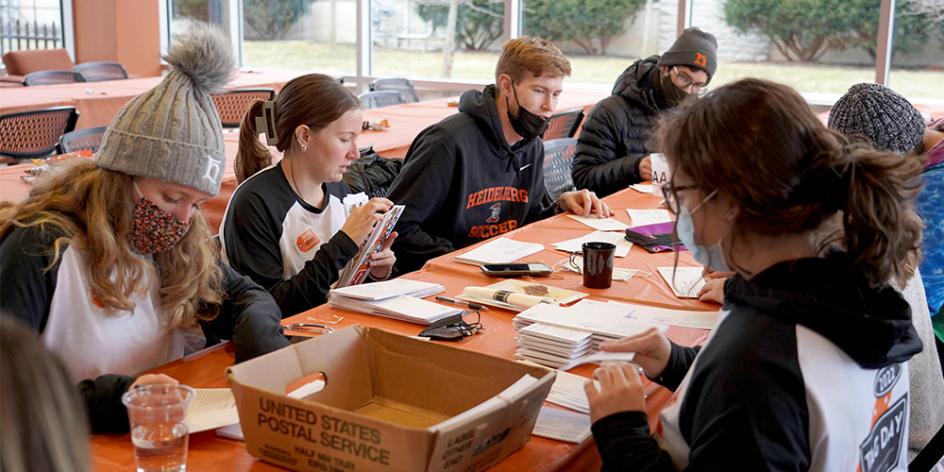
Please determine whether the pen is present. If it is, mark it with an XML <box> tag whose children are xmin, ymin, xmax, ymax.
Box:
<box><xmin>435</xmin><ymin>296</ymin><xmax>488</xmax><ymax>311</ymax></box>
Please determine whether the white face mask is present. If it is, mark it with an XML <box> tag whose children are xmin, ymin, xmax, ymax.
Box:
<box><xmin>675</xmin><ymin>190</ymin><xmax>731</xmax><ymax>272</ymax></box>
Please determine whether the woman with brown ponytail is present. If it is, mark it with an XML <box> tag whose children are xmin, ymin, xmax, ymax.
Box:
<box><xmin>221</xmin><ymin>73</ymin><xmax>397</xmax><ymax>316</ymax></box>
<box><xmin>584</xmin><ymin>79</ymin><xmax>923</xmax><ymax>470</ymax></box>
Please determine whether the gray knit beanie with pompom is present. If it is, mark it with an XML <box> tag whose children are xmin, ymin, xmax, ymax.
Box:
<box><xmin>95</xmin><ymin>22</ymin><xmax>235</xmax><ymax>196</ymax></box>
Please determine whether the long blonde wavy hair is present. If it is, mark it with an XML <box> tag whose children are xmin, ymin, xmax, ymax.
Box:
<box><xmin>0</xmin><ymin>160</ymin><xmax>222</xmax><ymax>329</ymax></box>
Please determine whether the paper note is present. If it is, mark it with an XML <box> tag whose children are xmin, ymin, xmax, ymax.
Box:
<box><xmin>657</xmin><ymin>266</ymin><xmax>706</xmax><ymax>299</ymax></box>
<box><xmin>567</xmin><ymin>215</ymin><xmax>629</xmax><ymax>231</ymax></box>
<box><xmin>629</xmin><ymin>184</ymin><xmax>653</xmax><ymax>194</ymax></box>
<box><xmin>626</xmin><ymin>209</ymin><xmax>673</xmax><ymax>227</ymax></box>
<box><xmin>629</xmin><ymin>304</ymin><xmax>719</xmax><ymax>330</ymax></box>
<box><xmin>560</xmin><ymin>351</ymin><xmax>637</xmax><ymax>371</ymax></box>
<box><xmin>552</xmin><ymin>231</ymin><xmax>633</xmax><ymax>258</ymax></box>
<box><xmin>532</xmin><ymin>407</ymin><xmax>592</xmax><ymax>443</ymax></box>
<box><xmin>455</xmin><ymin>237</ymin><xmax>545</xmax><ymax>265</ymax></box>
<box><xmin>341</xmin><ymin>192</ymin><xmax>369</xmax><ymax>217</ymax></box>
<box><xmin>185</xmin><ymin>388</ymin><xmax>239</xmax><ymax>434</ymax></box>
<box><xmin>545</xmin><ymin>370</ymin><xmax>594</xmax><ymax>414</ymax></box>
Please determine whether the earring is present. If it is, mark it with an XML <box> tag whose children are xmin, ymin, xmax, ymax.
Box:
<box><xmin>301</xmin><ymin>144</ymin><xmax>308</xmax><ymax>152</ymax></box>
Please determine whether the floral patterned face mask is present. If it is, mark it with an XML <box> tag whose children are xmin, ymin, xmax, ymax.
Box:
<box><xmin>131</xmin><ymin>183</ymin><xmax>191</xmax><ymax>254</ymax></box>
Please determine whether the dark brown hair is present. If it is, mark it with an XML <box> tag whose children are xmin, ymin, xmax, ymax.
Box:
<box><xmin>235</xmin><ymin>73</ymin><xmax>360</xmax><ymax>183</ymax></box>
<box><xmin>655</xmin><ymin>78</ymin><xmax>922</xmax><ymax>287</ymax></box>
<box><xmin>494</xmin><ymin>36</ymin><xmax>572</xmax><ymax>83</ymax></box>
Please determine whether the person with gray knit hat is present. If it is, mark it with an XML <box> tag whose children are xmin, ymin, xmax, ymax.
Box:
<box><xmin>0</xmin><ymin>21</ymin><xmax>288</xmax><ymax>436</ymax></box>
<box><xmin>827</xmin><ymin>81</ymin><xmax>944</xmax><ymax>462</ymax></box>
<box><xmin>96</xmin><ymin>21</ymin><xmax>234</xmax><ymax>196</ymax></box>
<box><xmin>572</xmin><ymin>27</ymin><xmax>719</xmax><ymax>196</ymax></box>
<box><xmin>828</xmin><ymin>82</ymin><xmax>926</xmax><ymax>154</ymax></box>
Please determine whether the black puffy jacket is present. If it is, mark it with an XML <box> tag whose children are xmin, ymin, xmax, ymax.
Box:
<box><xmin>572</xmin><ymin>56</ymin><xmax>671</xmax><ymax>197</ymax></box>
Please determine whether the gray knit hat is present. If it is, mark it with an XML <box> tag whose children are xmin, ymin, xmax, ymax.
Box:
<box><xmin>828</xmin><ymin>83</ymin><xmax>925</xmax><ymax>154</ymax></box>
<box><xmin>659</xmin><ymin>27</ymin><xmax>718</xmax><ymax>82</ymax></box>
<box><xmin>95</xmin><ymin>22</ymin><xmax>235</xmax><ymax>196</ymax></box>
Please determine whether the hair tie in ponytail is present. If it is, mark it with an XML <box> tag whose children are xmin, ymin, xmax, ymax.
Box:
<box><xmin>789</xmin><ymin>161</ymin><xmax>853</xmax><ymax>212</ymax></box>
<box><xmin>254</xmin><ymin>100</ymin><xmax>278</xmax><ymax>146</ymax></box>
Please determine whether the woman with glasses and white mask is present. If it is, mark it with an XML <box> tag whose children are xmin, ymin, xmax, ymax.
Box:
<box><xmin>585</xmin><ymin>79</ymin><xmax>924</xmax><ymax>470</ymax></box>
<box><xmin>571</xmin><ymin>28</ymin><xmax>717</xmax><ymax>197</ymax></box>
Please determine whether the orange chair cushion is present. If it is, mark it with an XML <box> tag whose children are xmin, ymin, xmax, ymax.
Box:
<box><xmin>2</xmin><ymin>49</ymin><xmax>74</xmax><ymax>76</ymax></box>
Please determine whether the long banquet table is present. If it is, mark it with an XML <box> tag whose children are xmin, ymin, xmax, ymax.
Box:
<box><xmin>90</xmin><ymin>187</ymin><xmax>717</xmax><ymax>471</ymax></box>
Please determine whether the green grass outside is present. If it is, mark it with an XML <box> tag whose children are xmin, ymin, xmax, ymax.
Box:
<box><xmin>244</xmin><ymin>40</ymin><xmax>943</xmax><ymax>100</ymax></box>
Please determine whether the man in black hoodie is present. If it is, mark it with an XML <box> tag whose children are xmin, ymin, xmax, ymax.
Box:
<box><xmin>572</xmin><ymin>28</ymin><xmax>718</xmax><ymax>196</ymax></box>
<box><xmin>387</xmin><ymin>37</ymin><xmax>612</xmax><ymax>273</ymax></box>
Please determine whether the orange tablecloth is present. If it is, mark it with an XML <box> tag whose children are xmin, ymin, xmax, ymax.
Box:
<box><xmin>0</xmin><ymin>69</ymin><xmax>298</xmax><ymax>130</ymax></box>
<box><xmin>89</xmin><ymin>188</ymin><xmax>714</xmax><ymax>471</ymax></box>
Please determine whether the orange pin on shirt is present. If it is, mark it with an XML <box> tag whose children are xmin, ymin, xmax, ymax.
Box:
<box><xmin>296</xmin><ymin>229</ymin><xmax>320</xmax><ymax>253</ymax></box>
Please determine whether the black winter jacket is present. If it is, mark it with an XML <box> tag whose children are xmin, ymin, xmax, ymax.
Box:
<box><xmin>572</xmin><ymin>56</ymin><xmax>671</xmax><ymax>197</ymax></box>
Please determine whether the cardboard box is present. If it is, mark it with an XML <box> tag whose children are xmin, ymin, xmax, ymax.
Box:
<box><xmin>227</xmin><ymin>326</ymin><xmax>555</xmax><ymax>472</ymax></box>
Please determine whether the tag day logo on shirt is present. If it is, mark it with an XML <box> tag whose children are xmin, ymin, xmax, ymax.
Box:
<box><xmin>296</xmin><ymin>229</ymin><xmax>320</xmax><ymax>253</ymax></box>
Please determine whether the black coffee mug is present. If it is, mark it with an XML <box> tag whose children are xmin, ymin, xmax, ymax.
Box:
<box><xmin>582</xmin><ymin>241</ymin><xmax>615</xmax><ymax>289</ymax></box>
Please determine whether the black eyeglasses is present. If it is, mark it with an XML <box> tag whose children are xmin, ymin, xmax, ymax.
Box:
<box><xmin>660</xmin><ymin>181</ymin><xmax>700</xmax><ymax>214</ymax></box>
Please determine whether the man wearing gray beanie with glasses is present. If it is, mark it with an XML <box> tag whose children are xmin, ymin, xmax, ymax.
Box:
<box><xmin>573</xmin><ymin>27</ymin><xmax>718</xmax><ymax>197</ymax></box>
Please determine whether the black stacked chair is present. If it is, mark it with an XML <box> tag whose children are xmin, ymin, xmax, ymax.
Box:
<box><xmin>74</xmin><ymin>61</ymin><xmax>129</xmax><ymax>82</ymax></box>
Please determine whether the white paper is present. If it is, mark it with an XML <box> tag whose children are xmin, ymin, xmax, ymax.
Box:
<box><xmin>567</xmin><ymin>215</ymin><xmax>629</xmax><ymax>231</ymax></box>
<box><xmin>516</xmin><ymin>303</ymin><xmax>662</xmax><ymax>338</ymax></box>
<box><xmin>330</xmin><ymin>294</ymin><xmax>460</xmax><ymax>325</ymax></box>
<box><xmin>552</xmin><ymin>231</ymin><xmax>633</xmax><ymax>258</ymax></box>
<box><xmin>215</xmin><ymin>423</ymin><xmax>245</xmax><ymax>441</ymax></box>
<box><xmin>341</xmin><ymin>192</ymin><xmax>369</xmax><ymax>217</ymax></box>
<box><xmin>329</xmin><ymin>279</ymin><xmax>443</xmax><ymax>301</ymax></box>
<box><xmin>628</xmin><ymin>304</ymin><xmax>720</xmax><ymax>330</ymax></box>
<box><xmin>532</xmin><ymin>407</ymin><xmax>592</xmax><ymax>443</ymax></box>
<box><xmin>560</xmin><ymin>351</ymin><xmax>637</xmax><ymax>371</ymax></box>
<box><xmin>629</xmin><ymin>184</ymin><xmax>653</xmax><ymax>194</ymax></box>
<box><xmin>657</xmin><ymin>266</ymin><xmax>706</xmax><ymax>299</ymax></box>
<box><xmin>455</xmin><ymin>237</ymin><xmax>545</xmax><ymax>265</ymax></box>
<box><xmin>519</xmin><ymin>322</ymin><xmax>593</xmax><ymax>344</ymax></box>
<box><xmin>626</xmin><ymin>209</ymin><xmax>673</xmax><ymax>227</ymax></box>
<box><xmin>545</xmin><ymin>370</ymin><xmax>594</xmax><ymax>414</ymax></box>
<box><xmin>185</xmin><ymin>388</ymin><xmax>239</xmax><ymax>434</ymax></box>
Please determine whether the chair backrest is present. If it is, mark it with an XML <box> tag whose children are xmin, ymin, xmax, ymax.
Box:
<box><xmin>544</xmin><ymin>109</ymin><xmax>585</xmax><ymax>140</ymax></box>
<box><xmin>210</xmin><ymin>88</ymin><xmax>276</xmax><ymax>127</ymax></box>
<box><xmin>57</xmin><ymin>126</ymin><xmax>107</xmax><ymax>154</ymax></box>
<box><xmin>358</xmin><ymin>90</ymin><xmax>406</xmax><ymax>109</ymax></box>
<box><xmin>23</xmin><ymin>70</ymin><xmax>85</xmax><ymax>86</ymax></box>
<box><xmin>542</xmin><ymin>138</ymin><xmax>578</xmax><ymax>201</ymax></box>
<box><xmin>74</xmin><ymin>61</ymin><xmax>129</xmax><ymax>82</ymax></box>
<box><xmin>0</xmin><ymin>106</ymin><xmax>79</xmax><ymax>160</ymax></box>
<box><xmin>1</xmin><ymin>49</ymin><xmax>74</xmax><ymax>75</ymax></box>
<box><xmin>370</xmin><ymin>78</ymin><xmax>420</xmax><ymax>103</ymax></box>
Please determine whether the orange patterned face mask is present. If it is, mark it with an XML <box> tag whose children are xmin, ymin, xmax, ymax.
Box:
<box><xmin>130</xmin><ymin>196</ymin><xmax>191</xmax><ymax>254</ymax></box>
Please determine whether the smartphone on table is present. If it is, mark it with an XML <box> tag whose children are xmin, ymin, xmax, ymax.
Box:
<box><xmin>480</xmin><ymin>263</ymin><xmax>552</xmax><ymax>277</ymax></box>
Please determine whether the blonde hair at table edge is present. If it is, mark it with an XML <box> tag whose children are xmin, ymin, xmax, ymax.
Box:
<box><xmin>0</xmin><ymin>160</ymin><xmax>224</xmax><ymax>330</ymax></box>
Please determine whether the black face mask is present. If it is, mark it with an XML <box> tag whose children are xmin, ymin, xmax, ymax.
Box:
<box><xmin>505</xmin><ymin>83</ymin><xmax>549</xmax><ymax>139</ymax></box>
<box><xmin>660</xmin><ymin>73</ymin><xmax>689</xmax><ymax>107</ymax></box>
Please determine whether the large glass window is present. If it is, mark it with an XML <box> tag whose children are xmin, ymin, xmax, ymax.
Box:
<box><xmin>690</xmin><ymin>0</ymin><xmax>880</xmax><ymax>95</ymax></box>
<box><xmin>888</xmin><ymin>0</ymin><xmax>944</xmax><ymax>102</ymax></box>
<box><xmin>241</xmin><ymin>0</ymin><xmax>357</xmax><ymax>75</ymax></box>
<box><xmin>170</xmin><ymin>0</ymin><xmax>233</xmax><ymax>32</ymax></box>
<box><xmin>0</xmin><ymin>0</ymin><xmax>64</xmax><ymax>55</ymax></box>
<box><xmin>520</xmin><ymin>0</ymin><xmax>666</xmax><ymax>85</ymax></box>
<box><xmin>371</xmin><ymin>0</ymin><xmax>504</xmax><ymax>81</ymax></box>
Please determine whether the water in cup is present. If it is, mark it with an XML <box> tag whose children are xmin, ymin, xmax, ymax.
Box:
<box><xmin>131</xmin><ymin>422</ymin><xmax>189</xmax><ymax>472</ymax></box>
<box><xmin>122</xmin><ymin>384</ymin><xmax>195</xmax><ymax>472</ymax></box>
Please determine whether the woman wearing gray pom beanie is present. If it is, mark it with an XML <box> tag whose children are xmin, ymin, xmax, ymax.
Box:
<box><xmin>0</xmin><ymin>22</ymin><xmax>289</xmax><ymax>434</ymax></box>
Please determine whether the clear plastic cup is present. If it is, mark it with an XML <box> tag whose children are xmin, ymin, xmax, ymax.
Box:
<box><xmin>121</xmin><ymin>384</ymin><xmax>194</xmax><ymax>472</ymax></box>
